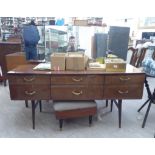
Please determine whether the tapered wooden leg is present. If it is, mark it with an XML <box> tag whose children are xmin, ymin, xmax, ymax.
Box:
<box><xmin>106</xmin><ymin>100</ymin><xmax>108</xmax><ymax>107</ymax></box>
<box><xmin>89</xmin><ymin>115</ymin><xmax>93</xmax><ymax>126</ymax></box>
<box><xmin>59</xmin><ymin>119</ymin><xmax>63</xmax><ymax>131</ymax></box>
<box><xmin>118</xmin><ymin>100</ymin><xmax>122</xmax><ymax>128</ymax></box>
<box><xmin>39</xmin><ymin>100</ymin><xmax>42</xmax><ymax>112</ymax></box>
<box><xmin>25</xmin><ymin>100</ymin><xmax>28</xmax><ymax>108</ymax></box>
<box><xmin>31</xmin><ymin>100</ymin><xmax>35</xmax><ymax>129</ymax></box>
<box><xmin>111</xmin><ymin>100</ymin><xmax>113</xmax><ymax>112</ymax></box>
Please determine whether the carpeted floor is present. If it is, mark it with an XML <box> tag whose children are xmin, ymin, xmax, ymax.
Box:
<box><xmin>0</xmin><ymin>77</ymin><xmax>155</xmax><ymax>138</ymax></box>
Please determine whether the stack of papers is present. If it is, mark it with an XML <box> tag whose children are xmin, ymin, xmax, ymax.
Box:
<box><xmin>33</xmin><ymin>63</ymin><xmax>51</xmax><ymax>70</ymax></box>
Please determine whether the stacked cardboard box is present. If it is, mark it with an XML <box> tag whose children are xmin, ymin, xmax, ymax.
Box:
<box><xmin>51</xmin><ymin>52</ymin><xmax>88</xmax><ymax>71</ymax></box>
<box><xmin>51</xmin><ymin>53</ymin><xmax>66</xmax><ymax>71</ymax></box>
<box><xmin>66</xmin><ymin>52</ymin><xmax>88</xmax><ymax>71</ymax></box>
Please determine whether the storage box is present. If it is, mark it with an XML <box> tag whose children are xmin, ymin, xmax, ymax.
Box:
<box><xmin>51</xmin><ymin>53</ymin><xmax>66</xmax><ymax>71</ymax></box>
<box><xmin>74</xmin><ymin>20</ymin><xmax>88</xmax><ymax>26</ymax></box>
<box><xmin>105</xmin><ymin>58</ymin><xmax>126</xmax><ymax>72</ymax></box>
<box><xmin>66</xmin><ymin>52</ymin><xmax>88</xmax><ymax>71</ymax></box>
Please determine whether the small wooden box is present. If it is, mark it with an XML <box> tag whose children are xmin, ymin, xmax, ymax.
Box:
<box><xmin>105</xmin><ymin>58</ymin><xmax>126</xmax><ymax>72</ymax></box>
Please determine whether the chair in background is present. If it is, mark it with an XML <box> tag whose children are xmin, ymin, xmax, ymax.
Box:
<box><xmin>137</xmin><ymin>49</ymin><xmax>155</xmax><ymax>128</ymax></box>
<box><xmin>137</xmin><ymin>75</ymin><xmax>155</xmax><ymax>128</ymax></box>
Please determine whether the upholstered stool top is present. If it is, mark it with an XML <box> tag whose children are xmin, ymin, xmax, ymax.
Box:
<box><xmin>53</xmin><ymin>101</ymin><xmax>96</xmax><ymax>111</ymax></box>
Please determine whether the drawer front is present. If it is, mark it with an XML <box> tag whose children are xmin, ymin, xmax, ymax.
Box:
<box><xmin>87</xmin><ymin>75</ymin><xmax>104</xmax><ymax>84</ymax></box>
<box><xmin>9</xmin><ymin>84</ymin><xmax>51</xmax><ymax>100</ymax></box>
<box><xmin>51</xmin><ymin>75</ymin><xmax>104</xmax><ymax>85</ymax></box>
<box><xmin>51</xmin><ymin>75</ymin><xmax>87</xmax><ymax>85</ymax></box>
<box><xmin>8</xmin><ymin>75</ymin><xmax>50</xmax><ymax>85</ymax></box>
<box><xmin>105</xmin><ymin>75</ymin><xmax>145</xmax><ymax>85</ymax></box>
<box><xmin>51</xmin><ymin>85</ymin><xmax>103</xmax><ymax>100</ymax></box>
<box><xmin>104</xmin><ymin>85</ymin><xmax>144</xmax><ymax>99</ymax></box>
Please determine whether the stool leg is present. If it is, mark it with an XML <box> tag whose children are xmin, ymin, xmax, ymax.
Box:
<box><xmin>106</xmin><ymin>100</ymin><xmax>108</xmax><ymax>107</ymax></box>
<box><xmin>59</xmin><ymin>119</ymin><xmax>63</xmax><ymax>131</ymax></box>
<box><xmin>111</xmin><ymin>100</ymin><xmax>113</xmax><ymax>112</ymax></box>
<box><xmin>89</xmin><ymin>115</ymin><xmax>93</xmax><ymax>126</ymax></box>
<box><xmin>39</xmin><ymin>100</ymin><xmax>42</xmax><ymax>112</ymax></box>
<box><xmin>25</xmin><ymin>100</ymin><xmax>28</xmax><ymax>108</ymax></box>
<box><xmin>142</xmin><ymin>101</ymin><xmax>152</xmax><ymax>128</ymax></box>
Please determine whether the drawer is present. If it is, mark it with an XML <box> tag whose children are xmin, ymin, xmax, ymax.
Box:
<box><xmin>51</xmin><ymin>75</ymin><xmax>87</xmax><ymax>85</ymax></box>
<box><xmin>51</xmin><ymin>85</ymin><xmax>103</xmax><ymax>100</ymax></box>
<box><xmin>8</xmin><ymin>75</ymin><xmax>50</xmax><ymax>85</ymax></box>
<box><xmin>9</xmin><ymin>84</ymin><xmax>51</xmax><ymax>100</ymax></box>
<box><xmin>105</xmin><ymin>75</ymin><xmax>145</xmax><ymax>85</ymax></box>
<box><xmin>51</xmin><ymin>75</ymin><xmax>104</xmax><ymax>85</ymax></box>
<box><xmin>87</xmin><ymin>75</ymin><xmax>104</xmax><ymax>84</ymax></box>
<box><xmin>104</xmin><ymin>85</ymin><xmax>144</xmax><ymax>99</ymax></box>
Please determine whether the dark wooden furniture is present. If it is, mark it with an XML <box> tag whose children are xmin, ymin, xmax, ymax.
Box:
<box><xmin>0</xmin><ymin>41</ymin><xmax>22</xmax><ymax>86</ymax></box>
<box><xmin>7</xmin><ymin>64</ymin><xmax>145</xmax><ymax>129</ymax></box>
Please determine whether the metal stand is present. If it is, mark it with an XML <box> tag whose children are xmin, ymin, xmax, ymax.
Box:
<box><xmin>137</xmin><ymin>76</ymin><xmax>155</xmax><ymax>128</ymax></box>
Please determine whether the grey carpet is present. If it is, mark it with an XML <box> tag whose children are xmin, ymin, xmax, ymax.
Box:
<box><xmin>0</xmin><ymin>77</ymin><xmax>155</xmax><ymax>138</ymax></box>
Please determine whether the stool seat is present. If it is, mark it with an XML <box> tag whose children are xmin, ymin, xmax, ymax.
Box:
<box><xmin>53</xmin><ymin>101</ymin><xmax>97</xmax><ymax>130</ymax></box>
<box><xmin>53</xmin><ymin>101</ymin><xmax>96</xmax><ymax>111</ymax></box>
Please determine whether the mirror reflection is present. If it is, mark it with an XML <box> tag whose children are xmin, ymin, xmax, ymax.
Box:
<box><xmin>1</xmin><ymin>17</ymin><xmax>155</xmax><ymax>62</ymax></box>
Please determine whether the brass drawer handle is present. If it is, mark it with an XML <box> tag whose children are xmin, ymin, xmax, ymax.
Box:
<box><xmin>24</xmin><ymin>77</ymin><xmax>35</xmax><ymax>82</ymax></box>
<box><xmin>25</xmin><ymin>91</ymin><xmax>36</xmax><ymax>96</ymax></box>
<box><xmin>119</xmin><ymin>77</ymin><xmax>131</xmax><ymax>81</ymax></box>
<box><xmin>118</xmin><ymin>90</ymin><xmax>129</xmax><ymax>94</ymax></box>
<box><xmin>72</xmin><ymin>90</ymin><xmax>83</xmax><ymax>96</ymax></box>
<box><xmin>72</xmin><ymin>77</ymin><xmax>83</xmax><ymax>82</ymax></box>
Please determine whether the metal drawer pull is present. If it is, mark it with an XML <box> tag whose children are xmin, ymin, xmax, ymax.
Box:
<box><xmin>119</xmin><ymin>77</ymin><xmax>130</xmax><ymax>81</ymax></box>
<box><xmin>72</xmin><ymin>90</ymin><xmax>83</xmax><ymax>96</ymax></box>
<box><xmin>72</xmin><ymin>77</ymin><xmax>83</xmax><ymax>82</ymax></box>
<box><xmin>118</xmin><ymin>90</ymin><xmax>129</xmax><ymax>94</ymax></box>
<box><xmin>25</xmin><ymin>91</ymin><xmax>36</xmax><ymax>96</ymax></box>
<box><xmin>24</xmin><ymin>77</ymin><xmax>35</xmax><ymax>82</ymax></box>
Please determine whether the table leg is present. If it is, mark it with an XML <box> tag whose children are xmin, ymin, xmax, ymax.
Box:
<box><xmin>118</xmin><ymin>100</ymin><xmax>122</xmax><ymax>128</ymax></box>
<box><xmin>31</xmin><ymin>100</ymin><xmax>35</xmax><ymax>129</ymax></box>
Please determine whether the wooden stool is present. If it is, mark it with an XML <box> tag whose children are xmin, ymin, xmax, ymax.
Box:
<box><xmin>53</xmin><ymin>101</ymin><xmax>97</xmax><ymax>130</ymax></box>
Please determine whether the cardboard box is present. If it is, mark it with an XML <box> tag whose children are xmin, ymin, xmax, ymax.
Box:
<box><xmin>66</xmin><ymin>52</ymin><xmax>88</xmax><ymax>71</ymax></box>
<box><xmin>51</xmin><ymin>53</ymin><xmax>66</xmax><ymax>71</ymax></box>
<box><xmin>74</xmin><ymin>20</ymin><xmax>88</xmax><ymax>26</ymax></box>
<box><xmin>105</xmin><ymin>58</ymin><xmax>126</xmax><ymax>72</ymax></box>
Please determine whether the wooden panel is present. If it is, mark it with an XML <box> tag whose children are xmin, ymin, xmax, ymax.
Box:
<box><xmin>104</xmin><ymin>85</ymin><xmax>144</xmax><ymax>99</ymax></box>
<box><xmin>51</xmin><ymin>75</ymin><xmax>104</xmax><ymax>85</ymax></box>
<box><xmin>0</xmin><ymin>42</ymin><xmax>21</xmax><ymax>78</ymax></box>
<box><xmin>105</xmin><ymin>75</ymin><xmax>145</xmax><ymax>85</ymax></box>
<box><xmin>51</xmin><ymin>85</ymin><xmax>103</xmax><ymax>100</ymax></box>
<box><xmin>9</xmin><ymin>84</ymin><xmax>51</xmax><ymax>100</ymax></box>
<box><xmin>51</xmin><ymin>75</ymin><xmax>87</xmax><ymax>85</ymax></box>
<box><xmin>8</xmin><ymin>75</ymin><xmax>50</xmax><ymax>85</ymax></box>
<box><xmin>55</xmin><ymin>107</ymin><xmax>97</xmax><ymax>119</ymax></box>
<box><xmin>6</xmin><ymin>52</ymin><xmax>28</xmax><ymax>71</ymax></box>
